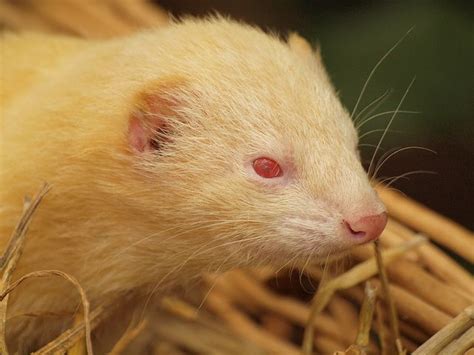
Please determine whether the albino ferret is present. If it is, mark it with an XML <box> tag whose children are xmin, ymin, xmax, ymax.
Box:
<box><xmin>0</xmin><ymin>17</ymin><xmax>386</xmax><ymax>350</ymax></box>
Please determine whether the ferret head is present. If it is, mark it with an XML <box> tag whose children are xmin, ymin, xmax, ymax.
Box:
<box><xmin>116</xmin><ymin>18</ymin><xmax>386</xmax><ymax>272</ymax></box>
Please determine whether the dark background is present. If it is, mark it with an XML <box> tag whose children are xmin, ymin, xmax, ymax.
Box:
<box><xmin>157</xmin><ymin>0</ymin><xmax>474</xmax><ymax>230</ymax></box>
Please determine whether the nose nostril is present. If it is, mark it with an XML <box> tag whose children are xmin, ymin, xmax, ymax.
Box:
<box><xmin>345</xmin><ymin>212</ymin><xmax>388</xmax><ymax>242</ymax></box>
<box><xmin>344</xmin><ymin>220</ymin><xmax>366</xmax><ymax>238</ymax></box>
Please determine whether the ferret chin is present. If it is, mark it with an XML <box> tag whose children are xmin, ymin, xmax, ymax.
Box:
<box><xmin>0</xmin><ymin>16</ymin><xmax>386</xmax><ymax>350</ymax></box>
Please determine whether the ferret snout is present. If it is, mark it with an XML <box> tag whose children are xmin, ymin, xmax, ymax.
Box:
<box><xmin>343</xmin><ymin>212</ymin><xmax>387</xmax><ymax>243</ymax></box>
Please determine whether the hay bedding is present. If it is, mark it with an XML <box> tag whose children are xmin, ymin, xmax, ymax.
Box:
<box><xmin>0</xmin><ymin>1</ymin><xmax>472</xmax><ymax>354</ymax></box>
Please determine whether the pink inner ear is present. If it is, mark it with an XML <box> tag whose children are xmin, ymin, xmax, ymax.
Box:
<box><xmin>129</xmin><ymin>110</ymin><xmax>170</xmax><ymax>153</ymax></box>
<box><xmin>127</xmin><ymin>93</ymin><xmax>171</xmax><ymax>153</ymax></box>
<box><xmin>127</xmin><ymin>79</ymin><xmax>186</xmax><ymax>153</ymax></box>
<box><xmin>128</xmin><ymin>115</ymin><xmax>150</xmax><ymax>153</ymax></box>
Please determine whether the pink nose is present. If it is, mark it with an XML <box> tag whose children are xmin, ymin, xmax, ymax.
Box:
<box><xmin>345</xmin><ymin>212</ymin><xmax>387</xmax><ymax>242</ymax></box>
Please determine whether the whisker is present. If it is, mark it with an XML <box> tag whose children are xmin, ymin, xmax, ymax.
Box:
<box><xmin>299</xmin><ymin>251</ymin><xmax>314</xmax><ymax>293</ymax></box>
<box><xmin>357</xmin><ymin>110</ymin><xmax>419</xmax><ymax>131</ymax></box>
<box><xmin>197</xmin><ymin>273</ymin><xmax>223</xmax><ymax>311</ymax></box>
<box><xmin>372</xmin><ymin>146</ymin><xmax>436</xmax><ymax>180</ymax></box>
<box><xmin>358</xmin><ymin>143</ymin><xmax>381</xmax><ymax>150</ymax></box>
<box><xmin>139</xmin><ymin>236</ymin><xmax>225</xmax><ymax>319</ymax></box>
<box><xmin>143</xmin><ymin>233</ymin><xmax>270</xmax><ymax>314</ymax></box>
<box><xmin>368</xmin><ymin>77</ymin><xmax>416</xmax><ymax>178</ymax></box>
<box><xmin>376</xmin><ymin>185</ymin><xmax>407</xmax><ymax>197</ymax></box>
<box><xmin>274</xmin><ymin>253</ymin><xmax>300</xmax><ymax>276</ymax></box>
<box><xmin>358</xmin><ymin>128</ymin><xmax>401</xmax><ymax>141</ymax></box>
<box><xmin>300</xmin><ymin>244</ymin><xmax>321</xmax><ymax>293</ymax></box>
<box><xmin>370</xmin><ymin>146</ymin><xmax>403</xmax><ymax>184</ymax></box>
<box><xmin>350</xmin><ymin>28</ymin><xmax>414</xmax><ymax>119</ymax></box>
<box><xmin>354</xmin><ymin>89</ymin><xmax>391</xmax><ymax>124</ymax></box>
<box><xmin>289</xmin><ymin>251</ymin><xmax>303</xmax><ymax>284</ymax></box>
<box><xmin>380</xmin><ymin>170</ymin><xmax>437</xmax><ymax>188</ymax></box>
<box><xmin>106</xmin><ymin>218</ymin><xmax>263</xmax><ymax>261</ymax></box>
<box><xmin>318</xmin><ymin>254</ymin><xmax>332</xmax><ymax>290</ymax></box>
<box><xmin>199</xmin><ymin>235</ymin><xmax>269</xmax><ymax>255</ymax></box>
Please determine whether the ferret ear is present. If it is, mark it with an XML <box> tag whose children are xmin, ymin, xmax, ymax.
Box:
<box><xmin>128</xmin><ymin>78</ymin><xmax>188</xmax><ymax>153</ymax></box>
<box><xmin>287</xmin><ymin>32</ymin><xmax>323</xmax><ymax>65</ymax></box>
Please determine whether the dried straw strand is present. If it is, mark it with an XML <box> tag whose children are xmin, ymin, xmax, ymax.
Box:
<box><xmin>160</xmin><ymin>297</ymin><xmax>198</xmax><ymax>321</ymax></box>
<box><xmin>224</xmin><ymin>270</ymin><xmax>351</xmax><ymax>344</ymax></box>
<box><xmin>153</xmin><ymin>311</ymin><xmax>263</xmax><ymax>355</ymax></box>
<box><xmin>373</xmin><ymin>240</ymin><xmax>403</xmax><ymax>354</ymax></box>
<box><xmin>328</xmin><ymin>296</ymin><xmax>359</xmax><ymax>342</ymax></box>
<box><xmin>386</xmin><ymin>220</ymin><xmax>473</xmax><ymax>295</ymax></box>
<box><xmin>106</xmin><ymin>0</ymin><xmax>169</xmax><ymax>28</ymax></box>
<box><xmin>314</xmin><ymin>336</ymin><xmax>345</xmax><ymax>353</ymax></box>
<box><xmin>375</xmin><ymin>298</ymin><xmax>390</xmax><ymax>355</ymax></box>
<box><xmin>153</xmin><ymin>341</ymin><xmax>187</xmax><ymax>355</ymax></box>
<box><xmin>32</xmin><ymin>297</ymin><xmax>123</xmax><ymax>355</ymax></box>
<box><xmin>0</xmin><ymin>0</ymin><xmax>169</xmax><ymax>39</ymax></box>
<box><xmin>109</xmin><ymin>319</ymin><xmax>148</xmax><ymax>354</ymax></box>
<box><xmin>355</xmin><ymin>282</ymin><xmax>378</xmax><ymax>349</ymax></box>
<box><xmin>374</xmin><ymin>281</ymin><xmax>452</xmax><ymax>335</ymax></box>
<box><xmin>399</xmin><ymin>321</ymin><xmax>430</xmax><ymax>344</ymax></box>
<box><xmin>438</xmin><ymin>326</ymin><xmax>474</xmax><ymax>355</ymax></box>
<box><xmin>413</xmin><ymin>305</ymin><xmax>474</xmax><ymax>354</ymax></box>
<box><xmin>203</xmin><ymin>273</ymin><xmax>260</xmax><ymax>313</ymax></box>
<box><xmin>153</xmin><ymin>295</ymin><xmax>265</xmax><ymax>354</ymax></box>
<box><xmin>0</xmin><ymin>183</ymin><xmax>50</xmax><ymax>354</ymax></box>
<box><xmin>377</xmin><ymin>186</ymin><xmax>474</xmax><ymax>263</ymax></box>
<box><xmin>0</xmin><ymin>1</ymin><xmax>56</xmax><ymax>32</ymax></box>
<box><xmin>379</xmin><ymin>228</ymin><xmax>419</xmax><ymax>261</ymax></box>
<box><xmin>67</xmin><ymin>314</ymin><xmax>87</xmax><ymax>354</ymax></box>
<box><xmin>0</xmin><ymin>270</ymin><xmax>92</xmax><ymax>355</ymax></box>
<box><xmin>260</xmin><ymin>313</ymin><xmax>293</xmax><ymax>340</ymax></box>
<box><xmin>302</xmin><ymin>236</ymin><xmax>426</xmax><ymax>354</ymax></box>
<box><xmin>387</xmin><ymin>259</ymin><xmax>471</xmax><ymax>316</ymax></box>
<box><xmin>334</xmin><ymin>283</ymin><xmax>382</xmax><ymax>354</ymax></box>
<box><xmin>205</xmin><ymin>290</ymin><xmax>300</xmax><ymax>355</ymax></box>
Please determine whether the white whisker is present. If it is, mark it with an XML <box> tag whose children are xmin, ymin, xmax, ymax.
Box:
<box><xmin>368</xmin><ymin>77</ymin><xmax>416</xmax><ymax>178</ymax></box>
<box><xmin>381</xmin><ymin>170</ymin><xmax>437</xmax><ymax>188</ymax></box>
<box><xmin>354</xmin><ymin>89</ymin><xmax>391</xmax><ymax>124</ymax></box>
<box><xmin>372</xmin><ymin>146</ymin><xmax>436</xmax><ymax>180</ymax></box>
<box><xmin>350</xmin><ymin>28</ymin><xmax>414</xmax><ymax>119</ymax></box>
<box><xmin>358</xmin><ymin>128</ymin><xmax>400</xmax><ymax>141</ymax></box>
<box><xmin>357</xmin><ymin>110</ymin><xmax>419</xmax><ymax>131</ymax></box>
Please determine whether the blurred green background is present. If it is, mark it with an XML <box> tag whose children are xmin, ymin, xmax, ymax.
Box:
<box><xmin>158</xmin><ymin>0</ymin><xmax>473</xmax><ymax>229</ymax></box>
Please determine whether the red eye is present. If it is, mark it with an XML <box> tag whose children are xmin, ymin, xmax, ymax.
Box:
<box><xmin>252</xmin><ymin>157</ymin><xmax>283</xmax><ymax>178</ymax></box>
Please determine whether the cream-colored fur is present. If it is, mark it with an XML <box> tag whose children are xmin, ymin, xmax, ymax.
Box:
<box><xmin>0</xmin><ymin>17</ymin><xmax>384</xmax><ymax>350</ymax></box>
